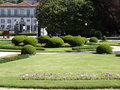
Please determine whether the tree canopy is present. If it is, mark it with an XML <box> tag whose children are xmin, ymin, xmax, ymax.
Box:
<box><xmin>37</xmin><ymin>0</ymin><xmax>95</xmax><ymax>36</ymax></box>
<box><xmin>90</xmin><ymin>0</ymin><xmax>120</xmax><ymax>35</ymax></box>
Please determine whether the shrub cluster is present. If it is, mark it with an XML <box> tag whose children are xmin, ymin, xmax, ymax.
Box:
<box><xmin>46</xmin><ymin>37</ymin><xmax>64</xmax><ymax>47</ymax></box>
<box><xmin>96</xmin><ymin>44</ymin><xmax>112</xmax><ymax>54</ymax></box>
<box><xmin>38</xmin><ymin>35</ymin><xmax>50</xmax><ymax>43</ymax></box>
<box><xmin>21</xmin><ymin>45</ymin><xmax>36</xmax><ymax>55</ymax></box>
<box><xmin>24</xmin><ymin>37</ymin><xmax>38</xmax><ymax>46</ymax></box>
<box><xmin>69</xmin><ymin>37</ymin><xmax>84</xmax><ymax>46</ymax></box>
<box><xmin>61</xmin><ymin>35</ymin><xmax>73</xmax><ymax>43</ymax></box>
<box><xmin>12</xmin><ymin>36</ymin><xmax>25</xmax><ymax>46</ymax></box>
<box><xmin>89</xmin><ymin>37</ymin><xmax>98</xmax><ymax>43</ymax></box>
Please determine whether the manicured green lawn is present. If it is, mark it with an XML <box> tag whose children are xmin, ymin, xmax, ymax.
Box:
<box><xmin>0</xmin><ymin>53</ymin><xmax>120</xmax><ymax>89</ymax></box>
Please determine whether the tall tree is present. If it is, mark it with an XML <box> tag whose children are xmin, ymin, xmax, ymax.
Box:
<box><xmin>90</xmin><ymin>0</ymin><xmax>120</xmax><ymax>35</ymax></box>
<box><xmin>37</xmin><ymin>0</ymin><xmax>95</xmax><ymax>36</ymax></box>
<box><xmin>17</xmin><ymin>0</ymin><xmax>23</xmax><ymax>3</ymax></box>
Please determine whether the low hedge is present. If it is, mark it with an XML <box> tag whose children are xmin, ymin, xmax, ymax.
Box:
<box><xmin>0</xmin><ymin>55</ymin><xmax>29</xmax><ymax>64</ymax></box>
<box><xmin>18</xmin><ymin>33</ymin><xmax>36</xmax><ymax>36</ymax></box>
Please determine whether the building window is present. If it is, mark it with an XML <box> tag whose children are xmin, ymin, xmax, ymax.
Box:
<box><xmin>14</xmin><ymin>9</ymin><xmax>18</xmax><ymax>16</ymax></box>
<box><xmin>1</xmin><ymin>9</ymin><xmax>5</xmax><ymax>16</ymax></box>
<box><xmin>27</xmin><ymin>19</ymin><xmax>30</xmax><ymax>22</ymax></box>
<box><xmin>1</xmin><ymin>25</ymin><xmax>5</xmax><ymax>29</ymax></box>
<box><xmin>20</xmin><ymin>9</ymin><xmax>24</xmax><ymax>16</ymax></box>
<box><xmin>27</xmin><ymin>9</ymin><xmax>30</xmax><ymax>16</ymax></box>
<box><xmin>7</xmin><ymin>19</ymin><xmax>11</xmax><ymax>23</ymax></box>
<box><xmin>7</xmin><ymin>25</ymin><xmax>11</xmax><ymax>29</ymax></box>
<box><xmin>1</xmin><ymin>19</ymin><xmax>5</xmax><ymax>23</ymax></box>
<box><xmin>8</xmin><ymin>9</ymin><xmax>12</xmax><ymax>16</ymax></box>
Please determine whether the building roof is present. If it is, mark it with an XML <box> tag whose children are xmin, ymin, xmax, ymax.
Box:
<box><xmin>0</xmin><ymin>1</ymin><xmax>39</xmax><ymax>7</ymax></box>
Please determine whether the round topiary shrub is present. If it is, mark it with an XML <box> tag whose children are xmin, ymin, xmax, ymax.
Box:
<box><xmin>21</xmin><ymin>45</ymin><xmax>36</xmax><ymax>55</ymax></box>
<box><xmin>24</xmin><ymin>37</ymin><xmax>38</xmax><ymax>46</ymax></box>
<box><xmin>46</xmin><ymin>37</ymin><xmax>64</xmax><ymax>47</ymax></box>
<box><xmin>12</xmin><ymin>36</ymin><xmax>25</xmax><ymax>46</ymax></box>
<box><xmin>62</xmin><ymin>35</ymin><xmax>74</xmax><ymax>43</ymax></box>
<box><xmin>82</xmin><ymin>37</ymin><xmax>88</xmax><ymax>44</ymax></box>
<box><xmin>96</xmin><ymin>44</ymin><xmax>112</xmax><ymax>54</ymax></box>
<box><xmin>89</xmin><ymin>37</ymin><xmax>98</xmax><ymax>43</ymax></box>
<box><xmin>38</xmin><ymin>35</ymin><xmax>50</xmax><ymax>43</ymax></box>
<box><xmin>94</xmin><ymin>31</ymin><xmax>102</xmax><ymax>39</ymax></box>
<box><xmin>69</xmin><ymin>37</ymin><xmax>85</xmax><ymax>46</ymax></box>
<box><xmin>102</xmin><ymin>36</ymin><xmax>107</xmax><ymax>41</ymax></box>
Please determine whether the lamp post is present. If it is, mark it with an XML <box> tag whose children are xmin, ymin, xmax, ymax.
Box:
<box><xmin>36</xmin><ymin>21</ymin><xmax>41</xmax><ymax>38</ymax></box>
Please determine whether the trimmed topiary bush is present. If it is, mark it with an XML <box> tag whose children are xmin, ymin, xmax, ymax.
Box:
<box><xmin>69</xmin><ymin>37</ymin><xmax>85</xmax><ymax>46</ymax></box>
<box><xmin>21</xmin><ymin>45</ymin><xmax>36</xmax><ymax>55</ymax></box>
<box><xmin>62</xmin><ymin>35</ymin><xmax>74</xmax><ymax>43</ymax></box>
<box><xmin>24</xmin><ymin>37</ymin><xmax>38</xmax><ymax>46</ymax></box>
<box><xmin>96</xmin><ymin>44</ymin><xmax>112</xmax><ymax>54</ymax></box>
<box><xmin>94</xmin><ymin>31</ymin><xmax>102</xmax><ymax>39</ymax></box>
<box><xmin>38</xmin><ymin>35</ymin><xmax>50</xmax><ymax>43</ymax></box>
<box><xmin>102</xmin><ymin>36</ymin><xmax>107</xmax><ymax>41</ymax></box>
<box><xmin>89</xmin><ymin>37</ymin><xmax>98</xmax><ymax>43</ymax></box>
<box><xmin>12</xmin><ymin>36</ymin><xmax>25</xmax><ymax>46</ymax></box>
<box><xmin>82</xmin><ymin>37</ymin><xmax>88</xmax><ymax>44</ymax></box>
<box><xmin>46</xmin><ymin>37</ymin><xmax>64</xmax><ymax>47</ymax></box>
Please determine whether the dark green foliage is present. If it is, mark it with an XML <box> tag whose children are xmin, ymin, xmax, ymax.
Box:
<box><xmin>18</xmin><ymin>33</ymin><xmax>36</xmax><ymax>36</ymax></box>
<box><xmin>21</xmin><ymin>45</ymin><xmax>36</xmax><ymax>55</ymax></box>
<box><xmin>102</xmin><ymin>36</ymin><xmax>107</xmax><ymax>41</ymax></box>
<box><xmin>12</xmin><ymin>36</ymin><xmax>25</xmax><ymax>46</ymax></box>
<box><xmin>116</xmin><ymin>53</ymin><xmax>120</xmax><ymax>57</ymax></box>
<box><xmin>37</xmin><ymin>0</ymin><xmax>95</xmax><ymax>36</ymax></box>
<box><xmin>46</xmin><ymin>37</ymin><xmax>64</xmax><ymax>47</ymax></box>
<box><xmin>38</xmin><ymin>35</ymin><xmax>50</xmax><ymax>43</ymax></box>
<box><xmin>69</xmin><ymin>37</ymin><xmax>85</xmax><ymax>46</ymax></box>
<box><xmin>89</xmin><ymin>37</ymin><xmax>98</xmax><ymax>43</ymax></box>
<box><xmin>96</xmin><ymin>44</ymin><xmax>112</xmax><ymax>54</ymax></box>
<box><xmin>94</xmin><ymin>31</ymin><xmax>102</xmax><ymax>39</ymax></box>
<box><xmin>62</xmin><ymin>35</ymin><xmax>74</xmax><ymax>43</ymax></box>
<box><xmin>24</xmin><ymin>37</ymin><xmax>38</xmax><ymax>46</ymax></box>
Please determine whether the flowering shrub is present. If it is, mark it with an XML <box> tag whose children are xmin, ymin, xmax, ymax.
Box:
<box><xmin>20</xmin><ymin>72</ymin><xmax>120</xmax><ymax>80</ymax></box>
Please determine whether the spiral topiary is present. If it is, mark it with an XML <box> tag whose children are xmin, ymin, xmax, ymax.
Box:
<box><xmin>96</xmin><ymin>44</ymin><xmax>112</xmax><ymax>54</ymax></box>
<box><xmin>38</xmin><ymin>35</ymin><xmax>50</xmax><ymax>43</ymax></box>
<box><xmin>21</xmin><ymin>45</ymin><xmax>36</xmax><ymax>55</ymax></box>
<box><xmin>89</xmin><ymin>37</ymin><xmax>98</xmax><ymax>43</ymax></box>
<box><xmin>46</xmin><ymin>37</ymin><xmax>64</xmax><ymax>47</ymax></box>
<box><xmin>69</xmin><ymin>37</ymin><xmax>85</xmax><ymax>46</ymax></box>
<box><xmin>24</xmin><ymin>37</ymin><xmax>38</xmax><ymax>46</ymax></box>
<box><xmin>12</xmin><ymin>36</ymin><xmax>25</xmax><ymax>46</ymax></box>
